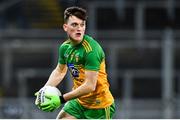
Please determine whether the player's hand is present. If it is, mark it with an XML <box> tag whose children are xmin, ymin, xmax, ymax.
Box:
<box><xmin>35</xmin><ymin>92</ymin><xmax>39</xmax><ymax>105</ymax></box>
<box><xmin>34</xmin><ymin>89</ymin><xmax>44</xmax><ymax>109</ymax></box>
<box><xmin>40</xmin><ymin>93</ymin><xmax>61</xmax><ymax>112</ymax></box>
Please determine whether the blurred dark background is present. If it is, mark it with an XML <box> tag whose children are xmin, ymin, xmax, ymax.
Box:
<box><xmin>0</xmin><ymin>0</ymin><xmax>180</xmax><ymax>119</ymax></box>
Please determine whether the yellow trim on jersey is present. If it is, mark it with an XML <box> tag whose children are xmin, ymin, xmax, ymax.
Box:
<box><xmin>74</xmin><ymin>64</ymin><xmax>83</xmax><ymax>69</ymax></box>
<box><xmin>82</xmin><ymin>40</ymin><xmax>92</xmax><ymax>53</ymax></box>
<box><xmin>84</xmin><ymin>40</ymin><xmax>92</xmax><ymax>51</ymax></box>
<box><xmin>105</xmin><ymin>106</ymin><xmax>110</xmax><ymax>119</ymax></box>
<box><xmin>82</xmin><ymin>43</ymin><xmax>88</xmax><ymax>53</ymax></box>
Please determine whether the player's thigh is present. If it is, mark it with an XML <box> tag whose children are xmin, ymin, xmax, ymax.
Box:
<box><xmin>59</xmin><ymin>99</ymin><xmax>85</xmax><ymax>119</ymax></box>
<box><xmin>84</xmin><ymin>103</ymin><xmax>115</xmax><ymax>119</ymax></box>
<box><xmin>56</xmin><ymin>110</ymin><xmax>76</xmax><ymax>119</ymax></box>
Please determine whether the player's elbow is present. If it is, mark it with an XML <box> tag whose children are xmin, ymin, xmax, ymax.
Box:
<box><xmin>86</xmin><ymin>84</ymin><xmax>96</xmax><ymax>92</ymax></box>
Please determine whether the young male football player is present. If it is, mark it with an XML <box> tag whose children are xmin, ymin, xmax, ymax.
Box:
<box><xmin>35</xmin><ymin>6</ymin><xmax>115</xmax><ymax>119</ymax></box>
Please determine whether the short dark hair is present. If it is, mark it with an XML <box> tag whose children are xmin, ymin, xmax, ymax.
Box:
<box><xmin>64</xmin><ymin>6</ymin><xmax>88</xmax><ymax>23</ymax></box>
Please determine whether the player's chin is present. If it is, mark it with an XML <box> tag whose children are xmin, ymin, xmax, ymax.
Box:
<box><xmin>73</xmin><ymin>36</ymin><xmax>83</xmax><ymax>41</ymax></box>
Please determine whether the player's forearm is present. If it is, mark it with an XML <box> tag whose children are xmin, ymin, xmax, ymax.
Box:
<box><xmin>63</xmin><ymin>80</ymin><xmax>96</xmax><ymax>101</ymax></box>
<box><xmin>45</xmin><ymin>69</ymin><xmax>65</xmax><ymax>87</ymax></box>
<box><xmin>63</xmin><ymin>71</ymin><xmax>98</xmax><ymax>101</ymax></box>
<box><xmin>63</xmin><ymin>85</ymin><xmax>94</xmax><ymax>101</ymax></box>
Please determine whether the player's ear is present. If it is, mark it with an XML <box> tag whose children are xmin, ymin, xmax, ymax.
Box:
<box><xmin>63</xmin><ymin>24</ymin><xmax>67</xmax><ymax>32</ymax></box>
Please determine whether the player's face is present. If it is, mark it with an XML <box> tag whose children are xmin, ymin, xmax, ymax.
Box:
<box><xmin>63</xmin><ymin>15</ymin><xmax>86</xmax><ymax>43</ymax></box>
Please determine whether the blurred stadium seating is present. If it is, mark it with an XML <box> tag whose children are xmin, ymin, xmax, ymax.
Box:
<box><xmin>0</xmin><ymin>0</ymin><xmax>180</xmax><ymax>119</ymax></box>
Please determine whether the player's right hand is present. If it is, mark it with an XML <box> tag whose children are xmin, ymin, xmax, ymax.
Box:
<box><xmin>34</xmin><ymin>90</ymin><xmax>62</xmax><ymax>112</ymax></box>
<box><xmin>34</xmin><ymin>87</ymin><xmax>66</xmax><ymax>112</ymax></box>
<box><xmin>34</xmin><ymin>87</ymin><xmax>47</xmax><ymax>110</ymax></box>
<box><xmin>35</xmin><ymin>92</ymin><xmax>40</xmax><ymax>105</ymax></box>
<box><xmin>40</xmin><ymin>93</ymin><xmax>61</xmax><ymax>112</ymax></box>
<box><xmin>34</xmin><ymin>89</ymin><xmax>43</xmax><ymax>109</ymax></box>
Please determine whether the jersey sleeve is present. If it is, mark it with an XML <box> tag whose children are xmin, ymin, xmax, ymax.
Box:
<box><xmin>84</xmin><ymin>47</ymin><xmax>104</xmax><ymax>71</ymax></box>
<box><xmin>58</xmin><ymin>44</ymin><xmax>66</xmax><ymax>64</ymax></box>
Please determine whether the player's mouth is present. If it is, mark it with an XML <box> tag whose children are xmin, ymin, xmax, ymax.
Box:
<box><xmin>76</xmin><ymin>33</ymin><xmax>81</xmax><ymax>37</ymax></box>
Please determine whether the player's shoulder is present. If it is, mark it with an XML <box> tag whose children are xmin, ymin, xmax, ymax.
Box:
<box><xmin>83</xmin><ymin>34</ymin><xmax>101</xmax><ymax>48</ymax></box>
<box><xmin>83</xmin><ymin>34</ymin><xmax>104</xmax><ymax>55</ymax></box>
<box><xmin>62</xmin><ymin>39</ymin><xmax>71</xmax><ymax>46</ymax></box>
<box><xmin>84</xmin><ymin>34</ymin><xmax>96</xmax><ymax>42</ymax></box>
<box><xmin>58</xmin><ymin>39</ymin><xmax>71</xmax><ymax>52</ymax></box>
<box><xmin>60</xmin><ymin>39</ymin><xmax>71</xmax><ymax>47</ymax></box>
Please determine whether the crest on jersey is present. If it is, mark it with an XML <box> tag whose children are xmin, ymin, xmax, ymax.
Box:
<box><xmin>67</xmin><ymin>63</ymin><xmax>79</xmax><ymax>78</ymax></box>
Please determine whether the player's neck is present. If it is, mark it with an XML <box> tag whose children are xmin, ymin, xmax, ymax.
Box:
<box><xmin>69</xmin><ymin>38</ymin><xmax>83</xmax><ymax>46</ymax></box>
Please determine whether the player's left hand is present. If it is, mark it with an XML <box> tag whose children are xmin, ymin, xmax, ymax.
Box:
<box><xmin>40</xmin><ymin>93</ymin><xmax>61</xmax><ymax>112</ymax></box>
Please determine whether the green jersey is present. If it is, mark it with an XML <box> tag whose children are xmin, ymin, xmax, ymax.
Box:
<box><xmin>58</xmin><ymin>34</ymin><xmax>114</xmax><ymax>109</ymax></box>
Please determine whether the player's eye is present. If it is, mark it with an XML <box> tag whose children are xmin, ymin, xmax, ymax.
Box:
<box><xmin>71</xmin><ymin>23</ymin><xmax>78</xmax><ymax>27</ymax></box>
<box><xmin>80</xmin><ymin>23</ymin><xmax>85</xmax><ymax>27</ymax></box>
